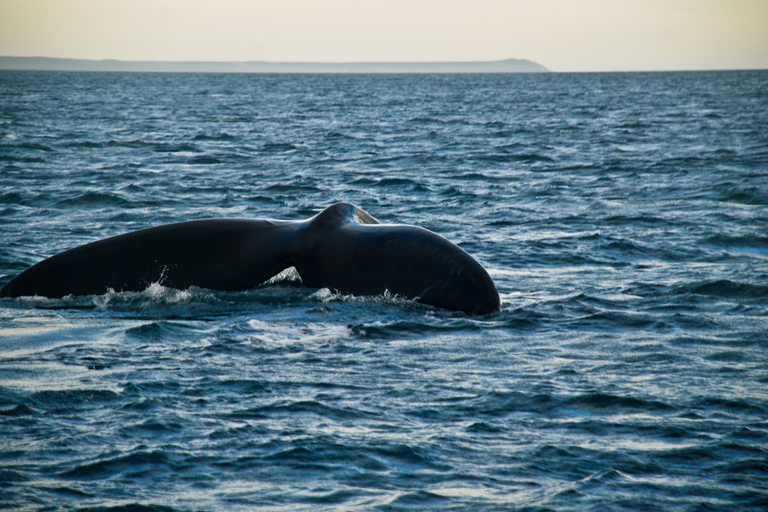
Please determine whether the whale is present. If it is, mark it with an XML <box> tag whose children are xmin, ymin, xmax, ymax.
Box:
<box><xmin>0</xmin><ymin>203</ymin><xmax>500</xmax><ymax>314</ymax></box>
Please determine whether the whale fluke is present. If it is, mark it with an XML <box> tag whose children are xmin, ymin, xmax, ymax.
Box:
<box><xmin>0</xmin><ymin>203</ymin><xmax>500</xmax><ymax>314</ymax></box>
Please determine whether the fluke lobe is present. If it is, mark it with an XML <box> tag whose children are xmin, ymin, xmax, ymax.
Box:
<box><xmin>0</xmin><ymin>203</ymin><xmax>500</xmax><ymax>314</ymax></box>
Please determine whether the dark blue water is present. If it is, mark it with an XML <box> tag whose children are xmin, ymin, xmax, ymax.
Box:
<box><xmin>1</xmin><ymin>70</ymin><xmax>767</xmax><ymax>511</ymax></box>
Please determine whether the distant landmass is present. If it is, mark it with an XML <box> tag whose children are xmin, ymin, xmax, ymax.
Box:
<box><xmin>0</xmin><ymin>56</ymin><xmax>548</xmax><ymax>73</ymax></box>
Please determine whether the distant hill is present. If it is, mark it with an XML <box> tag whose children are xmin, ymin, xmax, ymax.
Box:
<box><xmin>0</xmin><ymin>56</ymin><xmax>548</xmax><ymax>73</ymax></box>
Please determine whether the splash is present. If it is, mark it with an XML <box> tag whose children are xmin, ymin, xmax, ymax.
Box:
<box><xmin>91</xmin><ymin>283</ymin><xmax>212</xmax><ymax>310</ymax></box>
<box><xmin>309</xmin><ymin>287</ymin><xmax>420</xmax><ymax>309</ymax></box>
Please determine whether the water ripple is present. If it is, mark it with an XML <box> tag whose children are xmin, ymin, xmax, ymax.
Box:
<box><xmin>1</xmin><ymin>69</ymin><xmax>767</xmax><ymax>511</ymax></box>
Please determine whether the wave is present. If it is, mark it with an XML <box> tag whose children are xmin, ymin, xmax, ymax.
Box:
<box><xmin>3</xmin><ymin>279</ymin><xmax>442</xmax><ymax>317</ymax></box>
<box><xmin>1</xmin><ymin>141</ymin><xmax>55</xmax><ymax>152</ymax></box>
<box><xmin>712</xmin><ymin>181</ymin><xmax>768</xmax><ymax>205</ymax></box>
<box><xmin>152</xmin><ymin>143</ymin><xmax>199</xmax><ymax>153</ymax></box>
<box><xmin>246</xmin><ymin>319</ymin><xmax>352</xmax><ymax>346</ymax></box>
<box><xmin>243</xmin><ymin>399</ymin><xmax>371</xmax><ymax>421</ymax></box>
<box><xmin>472</xmin><ymin>151</ymin><xmax>554</xmax><ymax>163</ymax></box>
<box><xmin>564</xmin><ymin>392</ymin><xmax>675</xmax><ymax>412</ymax></box>
<box><xmin>0</xmin><ymin>403</ymin><xmax>38</xmax><ymax>416</ymax></box>
<box><xmin>675</xmin><ymin>279</ymin><xmax>768</xmax><ymax>300</ymax></box>
<box><xmin>705</xmin><ymin>234</ymin><xmax>768</xmax><ymax>251</ymax></box>
<box><xmin>185</xmin><ymin>155</ymin><xmax>221</xmax><ymax>165</ymax></box>
<box><xmin>192</xmin><ymin>132</ymin><xmax>236</xmax><ymax>141</ymax></box>
<box><xmin>260</xmin><ymin>142</ymin><xmax>298</xmax><ymax>153</ymax></box>
<box><xmin>54</xmin><ymin>192</ymin><xmax>129</xmax><ymax>208</ymax></box>
<box><xmin>72</xmin><ymin>504</ymin><xmax>176</xmax><ymax>512</ymax></box>
<box><xmin>57</xmin><ymin>449</ymin><xmax>172</xmax><ymax>479</ymax></box>
<box><xmin>30</xmin><ymin>389</ymin><xmax>121</xmax><ymax>412</ymax></box>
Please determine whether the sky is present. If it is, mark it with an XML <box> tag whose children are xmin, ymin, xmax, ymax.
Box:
<box><xmin>1</xmin><ymin>0</ymin><xmax>767</xmax><ymax>72</ymax></box>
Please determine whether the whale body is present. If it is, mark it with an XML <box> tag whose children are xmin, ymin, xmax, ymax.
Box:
<box><xmin>0</xmin><ymin>203</ymin><xmax>500</xmax><ymax>314</ymax></box>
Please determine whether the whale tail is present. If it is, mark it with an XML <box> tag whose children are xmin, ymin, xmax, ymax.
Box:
<box><xmin>292</xmin><ymin>204</ymin><xmax>500</xmax><ymax>314</ymax></box>
<box><xmin>0</xmin><ymin>204</ymin><xmax>500</xmax><ymax>314</ymax></box>
<box><xmin>0</xmin><ymin>218</ymin><xmax>299</xmax><ymax>299</ymax></box>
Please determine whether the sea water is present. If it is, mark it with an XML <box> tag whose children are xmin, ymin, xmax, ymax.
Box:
<box><xmin>1</xmin><ymin>70</ymin><xmax>767</xmax><ymax>511</ymax></box>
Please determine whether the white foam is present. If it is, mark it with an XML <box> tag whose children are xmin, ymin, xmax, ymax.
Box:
<box><xmin>91</xmin><ymin>283</ymin><xmax>208</xmax><ymax>309</ymax></box>
<box><xmin>247</xmin><ymin>318</ymin><xmax>352</xmax><ymax>346</ymax></box>
<box><xmin>309</xmin><ymin>287</ymin><xmax>418</xmax><ymax>308</ymax></box>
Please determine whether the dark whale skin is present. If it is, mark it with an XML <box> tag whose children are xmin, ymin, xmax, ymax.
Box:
<box><xmin>0</xmin><ymin>203</ymin><xmax>500</xmax><ymax>314</ymax></box>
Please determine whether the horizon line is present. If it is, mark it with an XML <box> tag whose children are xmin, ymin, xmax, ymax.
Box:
<box><xmin>1</xmin><ymin>56</ymin><xmax>766</xmax><ymax>73</ymax></box>
<box><xmin>2</xmin><ymin>55</ymin><xmax>538</xmax><ymax>64</ymax></box>
<box><xmin>0</xmin><ymin>56</ymin><xmax>550</xmax><ymax>74</ymax></box>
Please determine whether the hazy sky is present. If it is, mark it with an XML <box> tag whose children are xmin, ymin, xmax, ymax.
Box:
<box><xmin>2</xmin><ymin>0</ymin><xmax>766</xmax><ymax>71</ymax></box>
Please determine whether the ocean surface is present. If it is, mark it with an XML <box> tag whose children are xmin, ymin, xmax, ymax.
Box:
<box><xmin>1</xmin><ymin>70</ymin><xmax>767</xmax><ymax>511</ymax></box>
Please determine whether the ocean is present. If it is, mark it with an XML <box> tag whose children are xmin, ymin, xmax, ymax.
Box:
<box><xmin>1</xmin><ymin>70</ymin><xmax>767</xmax><ymax>511</ymax></box>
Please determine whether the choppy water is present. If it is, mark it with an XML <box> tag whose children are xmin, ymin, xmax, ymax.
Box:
<box><xmin>1</xmin><ymin>70</ymin><xmax>767</xmax><ymax>511</ymax></box>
